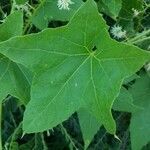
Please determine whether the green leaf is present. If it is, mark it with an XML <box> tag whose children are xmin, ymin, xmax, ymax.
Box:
<box><xmin>19</xmin><ymin>138</ymin><xmax>35</xmax><ymax>150</ymax></box>
<box><xmin>123</xmin><ymin>73</ymin><xmax>140</xmax><ymax>84</ymax></box>
<box><xmin>32</xmin><ymin>0</ymin><xmax>84</xmax><ymax>30</ymax></box>
<box><xmin>15</xmin><ymin>0</ymin><xmax>28</xmax><ymax>5</ymax></box>
<box><xmin>78</xmin><ymin>109</ymin><xmax>101</xmax><ymax>149</ymax></box>
<box><xmin>9</xmin><ymin>142</ymin><xmax>19</xmax><ymax>150</ymax></box>
<box><xmin>113</xmin><ymin>87</ymin><xmax>140</xmax><ymax>113</ymax></box>
<box><xmin>78</xmin><ymin>87</ymin><xmax>141</xmax><ymax>148</ymax></box>
<box><xmin>118</xmin><ymin>0</ymin><xmax>144</xmax><ymax>32</ymax></box>
<box><xmin>20</xmin><ymin>133</ymin><xmax>47</xmax><ymax>150</ymax></box>
<box><xmin>0</xmin><ymin>57</ymin><xmax>31</xmax><ymax>104</ymax></box>
<box><xmin>0</xmin><ymin>11</ymin><xmax>23</xmax><ymax>42</ymax></box>
<box><xmin>0</xmin><ymin>0</ymin><xmax>149</xmax><ymax>134</ymax></box>
<box><xmin>0</xmin><ymin>11</ymin><xmax>30</xmax><ymax>104</ymax></box>
<box><xmin>98</xmin><ymin>0</ymin><xmax>122</xmax><ymax>19</ymax></box>
<box><xmin>129</xmin><ymin>74</ymin><xmax>150</xmax><ymax>150</ymax></box>
<box><xmin>119</xmin><ymin>0</ymin><xmax>143</xmax><ymax>20</ymax></box>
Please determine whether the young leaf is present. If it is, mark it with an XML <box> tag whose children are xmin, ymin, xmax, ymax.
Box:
<box><xmin>78</xmin><ymin>109</ymin><xmax>101</xmax><ymax>149</ymax></box>
<box><xmin>32</xmin><ymin>0</ymin><xmax>83</xmax><ymax>30</ymax></box>
<box><xmin>0</xmin><ymin>11</ymin><xmax>23</xmax><ymax>42</ymax></box>
<box><xmin>0</xmin><ymin>11</ymin><xmax>30</xmax><ymax>104</ymax></box>
<box><xmin>129</xmin><ymin>74</ymin><xmax>150</xmax><ymax>150</ymax></box>
<box><xmin>118</xmin><ymin>0</ymin><xmax>144</xmax><ymax>32</ymax></box>
<box><xmin>98</xmin><ymin>0</ymin><xmax>122</xmax><ymax>19</ymax></box>
<box><xmin>113</xmin><ymin>87</ymin><xmax>140</xmax><ymax>113</ymax></box>
<box><xmin>15</xmin><ymin>0</ymin><xmax>28</xmax><ymax>5</ymax></box>
<box><xmin>0</xmin><ymin>0</ymin><xmax>149</xmax><ymax>134</ymax></box>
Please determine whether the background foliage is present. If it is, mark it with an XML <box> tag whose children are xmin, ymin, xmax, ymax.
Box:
<box><xmin>0</xmin><ymin>0</ymin><xmax>150</xmax><ymax>150</ymax></box>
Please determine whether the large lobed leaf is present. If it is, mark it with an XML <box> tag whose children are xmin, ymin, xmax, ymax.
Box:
<box><xmin>0</xmin><ymin>0</ymin><xmax>149</xmax><ymax>134</ymax></box>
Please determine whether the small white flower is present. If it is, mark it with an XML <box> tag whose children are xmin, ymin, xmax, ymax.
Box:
<box><xmin>57</xmin><ymin>0</ymin><xmax>74</xmax><ymax>10</ymax></box>
<box><xmin>132</xmin><ymin>8</ymin><xmax>140</xmax><ymax>17</ymax></box>
<box><xmin>110</xmin><ymin>25</ymin><xmax>126</xmax><ymax>39</ymax></box>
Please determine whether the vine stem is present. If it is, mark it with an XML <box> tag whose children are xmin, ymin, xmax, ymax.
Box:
<box><xmin>127</xmin><ymin>29</ymin><xmax>150</xmax><ymax>43</ymax></box>
<box><xmin>41</xmin><ymin>133</ymin><xmax>48</xmax><ymax>150</ymax></box>
<box><xmin>0</xmin><ymin>103</ymin><xmax>2</xmax><ymax>150</ymax></box>
<box><xmin>132</xmin><ymin>37</ymin><xmax>150</xmax><ymax>44</ymax></box>
<box><xmin>9</xmin><ymin>122</ymin><xmax>22</xmax><ymax>149</ymax></box>
<box><xmin>60</xmin><ymin>124</ymin><xmax>79</xmax><ymax>150</ymax></box>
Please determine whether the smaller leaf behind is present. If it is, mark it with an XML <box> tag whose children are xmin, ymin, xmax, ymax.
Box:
<box><xmin>78</xmin><ymin>87</ymin><xmax>140</xmax><ymax>149</ymax></box>
<box><xmin>98</xmin><ymin>0</ymin><xmax>122</xmax><ymax>19</ymax></box>
<box><xmin>0</xmin><ymin>11</ymin><xmax>31</xmax><ymax>104</ymax></box>
<box><xmin>113</xmin><ymin>87</ymin><xmax>141</xmax><ymax>113</ymax></box>
<box><xmin>32</xmin><ymin>0</ymin><xmax>84</xmax><ymax>30</ymax></box>
<box><xmin>129</xmin><ymin>74</ymin><xmax>150</xmax><ymax>150</ymax></box>
<box><xmin>78</xmin><ymin>109</ymin><xmax>101</xmax><ymax>149</ymax></box>
<box><xmin>0</xmin><ymin>11</ymin><xmax>23</xmax><ymax>42</ymax></box>
<box><xmin>118</xmin><ymin>0</ymin><xmax>144</xmax><ymax>33</ymax></box>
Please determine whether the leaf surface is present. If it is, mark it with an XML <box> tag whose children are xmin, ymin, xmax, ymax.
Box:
<box><xmin>98</xmin><ymin>0</ymin><xmax>122</xmax><ymax>19</ymax></box>
<box><xmin>0</xmin><ymin>11</ymin><xmax>23</xmax><ymax>42</ymax></box>
<box><xmin>118</xmin><ymin>0</ymin><xmax>144</xmax><ymax>32</ymax></box>
<box><xmin>0</xmin><ymin>0</ymin><xmax>149</xmax><ymax>134</ymax></box>
<box><xmin>78</xmin><ymin>87</ymin><xmax>140</xmax><ymax>148</ymax></box>
<box><xmin>130</xmin><ymin>74</ymin><xmax>150</xmax><ymax>150</ymax></box>
<box><xmin>15</xmin><ymin>0</ymin><xmax>28</xmax><ymax>4</ymax></box>
<box><xmin>0</xmin><ymin>11</ymin><xmax>30</xmax><ymax>104</ymax></box>
<box><xmin>78</xmin><ymin>109</ymin><xmax>100</xmax><ymax>149</ymax></box>
<box><xmin>32</xmin><ymin>0</ymin><xmax>83</xmax><ymax>29</ymax></box>
<box><xmin>113</xmin><ymin>87</ymin><xmax>140</xmax><ymax>113</ymax></box>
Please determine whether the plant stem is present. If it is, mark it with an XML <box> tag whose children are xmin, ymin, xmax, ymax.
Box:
<box><xmin>128</xmin><ymin>29</ymin><xmax>150</xmax><ymax>43</ymax></box>
<box><xmin>60</xmin><ymin>124</ymin><xmax>79</xmax><ymax>150</ymax></box>
<box><xmin>23</xmin><ymin>19</ymin><xmax>32</xmax><ymax>35</ymax></box>
<box><xmin>132</xmin><ymin>37</ymin><xmax>150</xmax><ymax>44</ymax></box>
<box><xmin>0</xmin><ymin>103</ymin><xmax>2</xmax><ymax>150</ymax></box>
<box><xmin>9</xmin><ymin>122</ymin><xmax>22</xmax><ymax>149</ymax></box>
<box><xmin>41</xmin><ymin>133</ymin><xmax>48</xmax><ymax>150</ymax></box>
<box><xmin>0</xmin><ymin>6</ymin><xmax>5</xmax><ymax>16</ymax></box>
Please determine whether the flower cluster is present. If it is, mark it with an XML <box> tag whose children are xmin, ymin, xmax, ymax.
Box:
<box><xmin>110</xmin><ymin>25</ymin><xmax>126</xmax><ymax>39</ymax></box>
<box><xmin>57</xmin><ymin>0</ymin><xmax>74</xmax><ymax>10</ymax></box>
